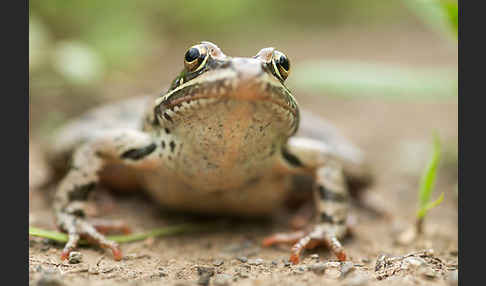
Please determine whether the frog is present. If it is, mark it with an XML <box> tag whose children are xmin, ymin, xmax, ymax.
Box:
<box><xmin>48</xmin><ymin>41</ymin><xmax>372</xmax><ymax>264</ymax></box>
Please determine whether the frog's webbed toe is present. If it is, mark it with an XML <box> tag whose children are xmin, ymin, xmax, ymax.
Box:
<box><xmin>262</xmin><ymin>225</ymin><xmax>347</xmax><ymax>264</ymax></box>
<box><xmin>58</xmin><ymin>213</ymin><xmax>124</xmax><ymax>261</ymax></box>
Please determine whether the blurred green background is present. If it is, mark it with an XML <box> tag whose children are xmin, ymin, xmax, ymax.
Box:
<box><xmin>29</xmin><ymin>0</ymin><xmax>457</xmax><ymax>139</ymax></box>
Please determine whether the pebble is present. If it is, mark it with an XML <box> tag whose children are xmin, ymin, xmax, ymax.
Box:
<box><xmin>271</xmin><ymin>260</ymin><xmax>278</xmax><ymax>266</ymax></box>
<box><xmin>68</xmin><ymin>252</ymin><xmax>82</xmax><ymax>264</ymax></box>
<box><xmin>213</xmin><ymin>274</ymin><xmax>233</xmax><ymax>286</ymax></box>
<box><xmin>213</xmin><ymin>259</ymin><xmax>224</xmax><ymax>267</ymax></box>
<box><xmin>196</xmin><ymin>266</ymin><xmax>215</xmax><ymax>286</ymax></box>
<box><xmin>196</xmin><ymin>266</ymin><xmax>215</xmax><ymax>277</ymax></box>
<box><xmin>283</xmin><ymin>259</ymin><xmax>291</xmax><ymax>267</ymax></box>
<box><xmin>309</xmin><ymin>263</ymin><xmax>327</xmax><ymax>275</ymax></box>
<box><xmin>248</xmin><ymin>258</ymin><xmax>264</xmax><ymax>266</ymax></box>
<box><xmin>237</xmin><ymin>256</ymin><xmax>248</xmax><ymax>263</ymax></box>
<box><xmin>402</xmin><ymin>257</ymin><xmax>426</xmax><ymax>271</ymax></box>
<box><xmin>310</xmin><ymin>254</ymin><xmax>319</xmax><ymax>260</ymax></box>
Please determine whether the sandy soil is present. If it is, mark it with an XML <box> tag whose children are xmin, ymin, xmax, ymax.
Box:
<box><xmin>29</xmin><ymin>29</ymin><xmax>458</xmax><ymax>286</ymax></box>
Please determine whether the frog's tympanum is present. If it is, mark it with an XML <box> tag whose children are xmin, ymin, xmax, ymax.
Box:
<box><xmin>50</xmin><ymin>41</ymin><xmax>372</xmax><ymax>264</ymax></box>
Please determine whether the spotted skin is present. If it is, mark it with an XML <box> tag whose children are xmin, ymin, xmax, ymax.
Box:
<box><xmin>50</xmin><ymin>41</ymin><xmax>372</xmax><ymax>263</ymax></box>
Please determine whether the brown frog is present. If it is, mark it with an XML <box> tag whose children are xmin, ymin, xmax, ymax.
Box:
<box><xmin>49</xmin><ymin>41</ymin><xmax>372</xmax><ymax>264</ymax></box>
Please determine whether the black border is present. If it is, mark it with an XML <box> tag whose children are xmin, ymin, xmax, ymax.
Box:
<box><xmin>4</xmin><ymin>0</ymin><xmax>29</xmax><ymax>284</ymax></box>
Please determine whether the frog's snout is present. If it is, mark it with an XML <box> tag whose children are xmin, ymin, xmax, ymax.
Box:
<box><xmin>232</xmin><ymin>58</ymin><xmax>265</xmax><ymax>81</ymax></box>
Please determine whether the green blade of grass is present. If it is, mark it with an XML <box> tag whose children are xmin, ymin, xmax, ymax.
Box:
<box><xmin>29</xmin><ymin>223</ymin><xmax>216</xmax><ymax>245</ymax></box>
<box><xmin>417</xmin><ymin>192</ymin><xmax>444</xmax><ymax>218</ymax></box>
<box><xmin>417</xmin><ymin>133</ymin><xmax>443</xmax><ymax>219</ymax></box>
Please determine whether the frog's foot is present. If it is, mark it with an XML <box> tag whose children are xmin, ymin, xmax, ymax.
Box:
<box><xmin>58</xmin><ymin>213</ymin><xmax>123</xmax><ymax>261</ymax></box>
<box><xmin>262</xmin><ymin>225</ymin><xmax>346</xmax><ymax>264</ymax></box>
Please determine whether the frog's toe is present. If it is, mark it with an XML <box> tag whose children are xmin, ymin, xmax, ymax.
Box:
<box><xmin>262</xmin><ymin>228</ymin><xmax>347</xmax><ymax>264</ymax></box>
<box><xmin>58</xmin><ymin>213</ymin><xmax>123</xmax><ymax>261</ymax></box>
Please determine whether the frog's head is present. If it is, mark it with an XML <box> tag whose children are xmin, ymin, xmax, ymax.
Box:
<box><xmin>151</xmin><ymin>42</ymin><xmax>299</xmax><ymax>186</ymax></box>
<box><xmin>153</xmin><ymin>41</ymin><xmax>299</xmax><ymax>137</ymax></box>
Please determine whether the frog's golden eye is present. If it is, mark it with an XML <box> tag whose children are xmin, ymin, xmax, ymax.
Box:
<box><xmin>271</xmin><ymin>51</ymin><xmax>290</xmax><ymax>81</ymax></box>
<box><xmin>184</xmin><ymin>45</ymin><xmax>209</xmax><ymax>72</ymax></box>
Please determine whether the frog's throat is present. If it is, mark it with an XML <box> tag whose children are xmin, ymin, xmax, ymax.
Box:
<box><xmin>154</xmin><ymin>70</ymin><xmax>299</xmax><ymax>135</ymax></box>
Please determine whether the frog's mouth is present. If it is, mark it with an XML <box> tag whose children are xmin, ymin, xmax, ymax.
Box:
<box><xmin>154</xmin><ymin>65</ymin><xmax>299</xmax><ymax>136</ymax></box>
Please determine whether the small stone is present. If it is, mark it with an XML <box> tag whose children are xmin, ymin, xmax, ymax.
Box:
<box><xmin>340</xmin><ymin>262</ymin><xmax>355</xmax><ymax>278</ymax></box>
<box><xmin>68</xmin><ymin>252</ymin><xmax>82</xmax><ymax>264</ymax></box>
<box><xmin>237</xmin><ymin>256</ymin><xmax>248</xmax><ymax>263</ymax></box>
<box><xmin>310</xmin><ymin>254</ymin><xmax>319</xmax><ymax>260</ymax></box>
<box><xmin>213</xmin><ymin>274</ymin><xmax>232</xmax><ymax>286</ymax></box>
<box><xmin>283</xmin><ymin>259</ymin><xmax>291</xmax><ymax>267</ymax></box>
<box><xmin>309</xmin><ymin>263</ymin><xmax>327</xmax><ymax>275</ymax></box>
<box><xmin>196</xmin><ymin>266</ymin><xmax>214</xmax><ymax>286</ymax></box>
<box><xmin>271</xmin><ymin>261</ymin><xmax>278</xmax><ymax>266</ymax></box>
<box><xmin>402</xmin><ymin>257</ymin><xmax>426</xmax><ymax>270</ymax></box>
<box><xmin>248</xmin><ymin>258</ymin><xmax>263</xmax><ymax>266</ymax></box>
<box><xmin>196</xmin><ymin>266</ymin><xmax>215</xmax><ymax>277</ymax></box>
<box><xmin>213</xmin><ymin>259</ymin><xmax>224</xmax><ymax>267</ymax></box>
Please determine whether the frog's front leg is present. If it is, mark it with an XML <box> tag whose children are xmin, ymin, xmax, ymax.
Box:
<box><xmin>53</xmin><ymin>129</ymin><xmax>159</xmax><ymax>261</ymax></box>
<box><xmin>263</xmin><ymin>137</ymin><xmax>351</xmax><ymax>264</ymax></box>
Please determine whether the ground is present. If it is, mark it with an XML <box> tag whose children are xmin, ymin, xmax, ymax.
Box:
<box><xmin>29</xmin><ymin>28</ymin><xmax>458</xmax><ymax>286</ymax></box>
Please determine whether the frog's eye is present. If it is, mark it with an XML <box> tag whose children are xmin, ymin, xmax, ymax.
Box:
<box><xmin>184</xmin><ymin>45</ymin><xmax>209</xmax><ymax>72</ymax></box>
<box><xmin>271</xmin><ymin>51</ymin><xmax>290</xmax><ymax>81</ymax></box>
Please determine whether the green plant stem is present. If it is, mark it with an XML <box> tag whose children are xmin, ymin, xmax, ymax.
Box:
<box><xmin>416</xmin><ymin>217</ymin><xmax>424</xmax><ymax>235</ymax></box>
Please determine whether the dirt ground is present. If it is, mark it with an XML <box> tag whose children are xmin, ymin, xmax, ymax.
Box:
<box><xmin>29</xmin><ymin>28</ymin><xmax>458</xmax><ymax>286</ymax></box>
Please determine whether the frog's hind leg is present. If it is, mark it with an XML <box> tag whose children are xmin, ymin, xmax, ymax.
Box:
<box><xmin>54</xmin><ymin>129</ymin><xmax>159</xmax><ymax>261</ymax></box>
